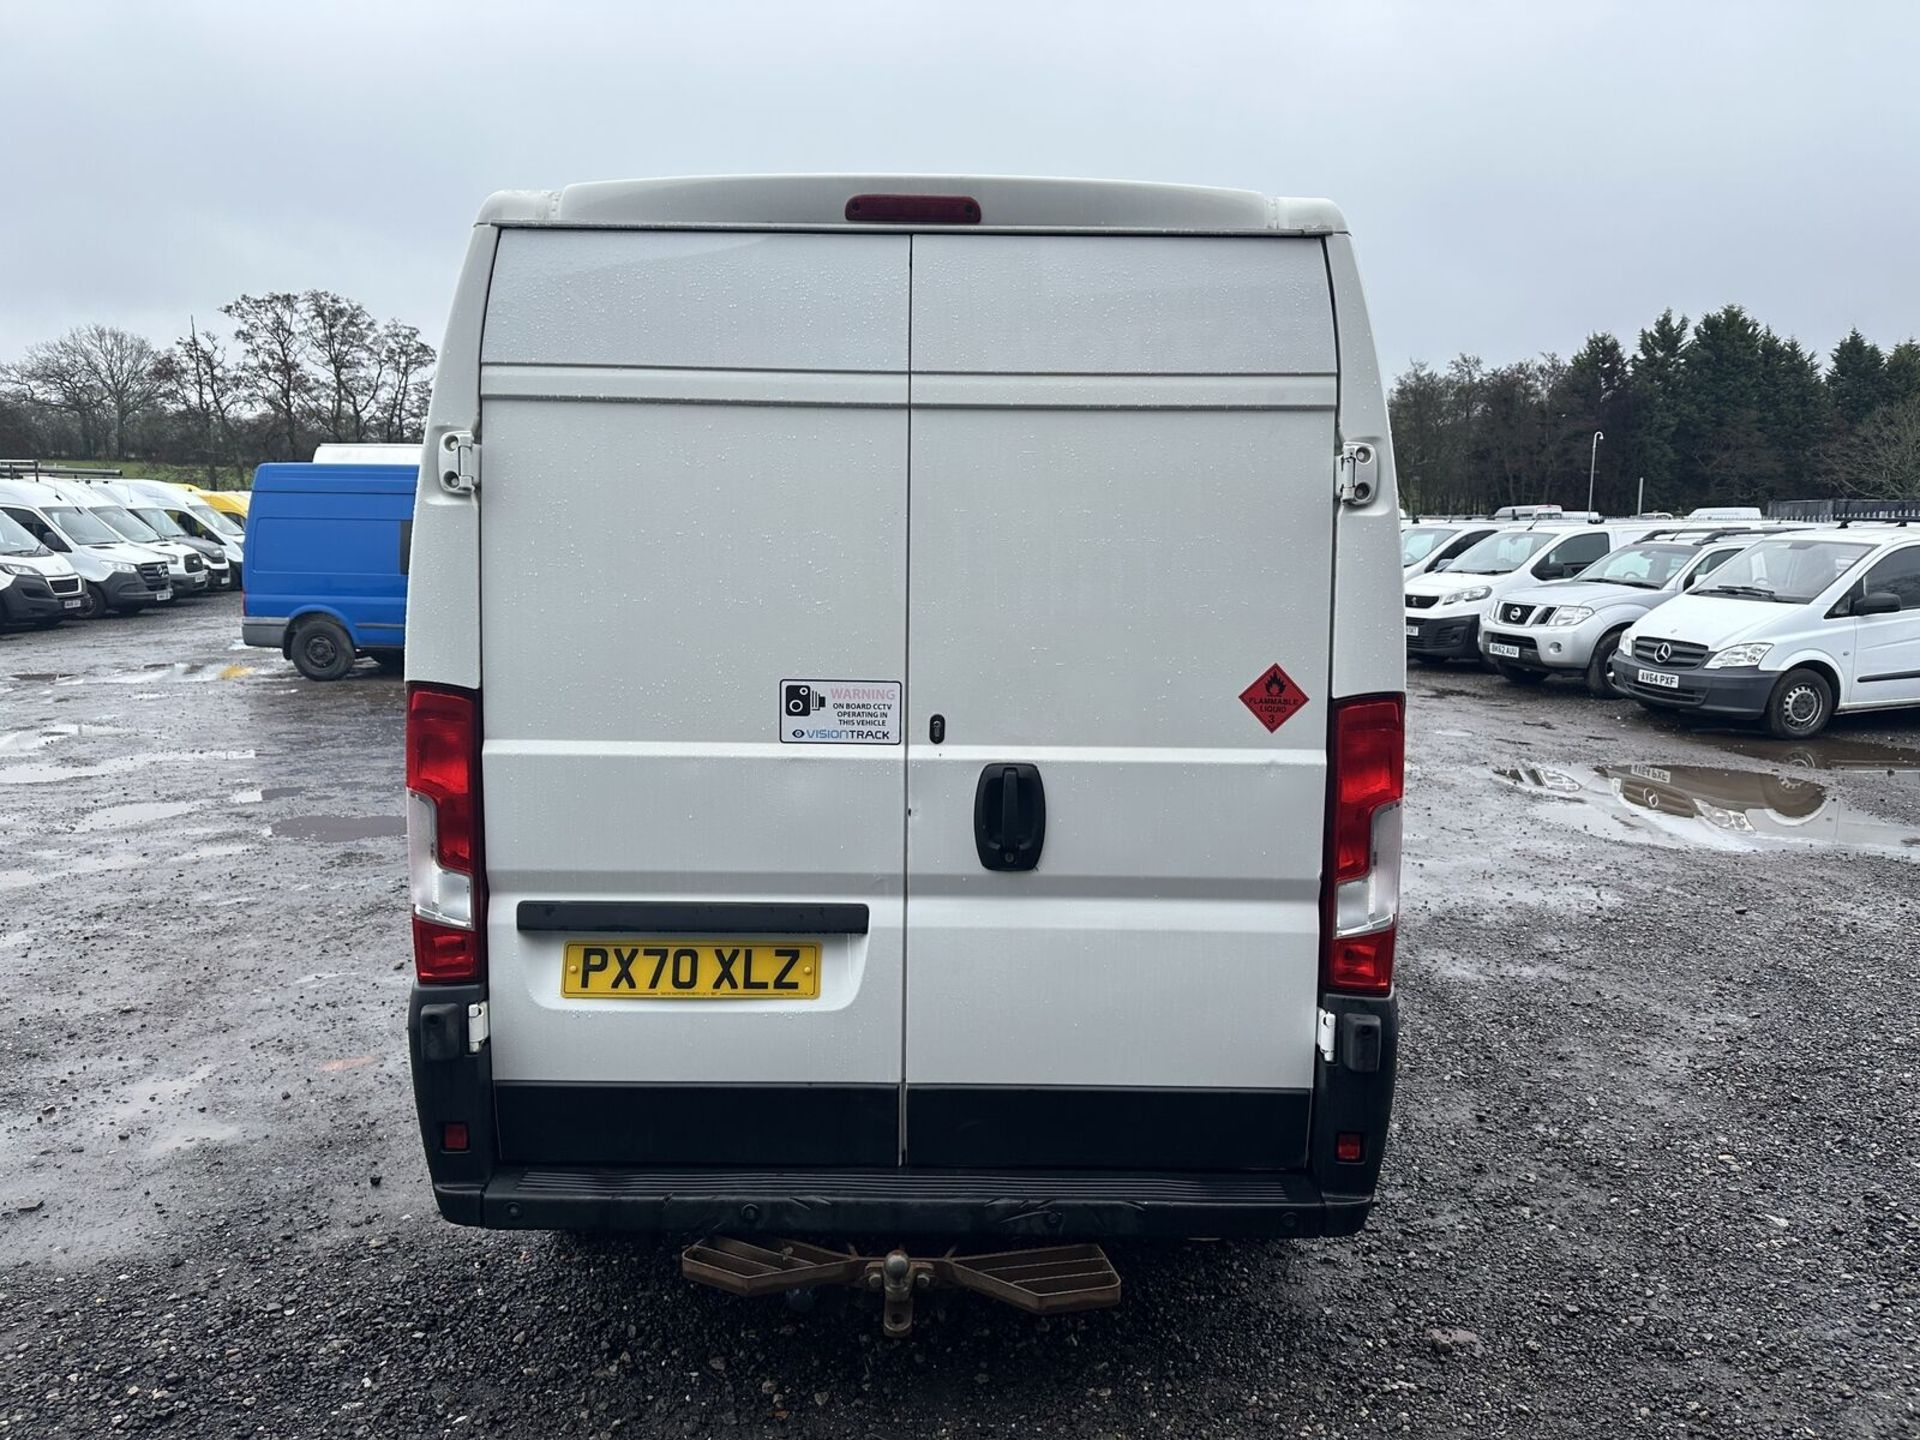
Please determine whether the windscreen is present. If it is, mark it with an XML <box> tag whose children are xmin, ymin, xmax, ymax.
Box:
<box><xmin>45</xmin><ymin>506</ymin><xmax>123</xmax><ymax>546</ymax></box>
<box><xmin>1446</xmin><ymin>530</ymin><xmax>1556</xmax><ymax>575</ymax></box>
<box><xmin>1401</xmin><ymin>526</ymin><xmax>1453</xmax><ymax>566</ymax></box>
<box><xmin>192</xmin><ymin>504</ymin><xmax>242</xmax><ymax>536</ymax></box>
<box><xmin>0</xmin><ymin>510</ymin><xmax>47</xmax><ymax>556</ymax></box>
<box><xmin>1694</xmin><ymin>539</ymin><xmax>1872</xmax><ymax>604</ymax></box>
<box><xmin>94</xmin><ymin>505</ymin><xmax>160</xmax><ymax>543</ymax></box>
<box><xmin>1577</xmin><ymin>544</ymin><xmax>1694</xmax><ymax>588</ymax></box>
<box><xmin>132</xmin><ymin>507</ymin><xmax>189</xmax><ymax>538</ymax></box>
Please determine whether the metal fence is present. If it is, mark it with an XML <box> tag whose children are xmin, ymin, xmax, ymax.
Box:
<box><xmin>1768</xmin><ymin>497</ymin><xmax>1920</xmax><ymax>522</ymax></box>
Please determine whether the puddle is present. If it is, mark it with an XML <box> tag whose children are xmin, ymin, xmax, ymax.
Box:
<box><xmin>270</xmin><ymin>815</ymin><xmax>405</xmax><ymax>842</ymax></box>
<box><xmin>1706</xmin><ymin>734</ymin><xmax>1920</xmax><ymax>773</ymax></box>
<box><xmin>228</xmin><ymin>786</ymin><xmax>300</xmax><ymax>805</ymax></box>
<box><xmin>0</xmin><ymin>749</ymin><xmax>255</xmax><ymax>785</ymax></box>
<box><xmin>74</xmin><ymin>799</ymin><xmax>206</xmax><ymax>833</ymax></box>
<box><xmin>9</xmin><ymin>672</ymin><xmax>78</xmax><ymax>684</ymax></box>
<box><xmin>1492</xmin><ymin>761</ymin><xmax>1920</xmax><ymax>856</ymax></box>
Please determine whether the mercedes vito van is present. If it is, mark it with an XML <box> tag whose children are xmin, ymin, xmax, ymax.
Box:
<box><xmin>1614</xmin><ymin>527</ymin><xmax>1920</xmax><ymax>738</ymax></box>
<box><xmin>403</xmin><ymin>175</ymin><xmax>1406</xmax><ymax>1241</ymax></box>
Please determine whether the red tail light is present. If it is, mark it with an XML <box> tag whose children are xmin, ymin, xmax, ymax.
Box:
<box><xmin>1323</xmin><ymin>695</ymin><xmax>1404</xmax><ymax>995</ymax></box>
<box><xmin>406</xmin><ymin>683</ymin><xmax>485</xmax><ymax>983</ymax></box>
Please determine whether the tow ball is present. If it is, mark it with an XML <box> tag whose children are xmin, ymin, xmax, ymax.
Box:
<box><xmin>681</xmin><ymin>1237</ymin><xmax>1122</xmax><ymax>1337</ymax></box>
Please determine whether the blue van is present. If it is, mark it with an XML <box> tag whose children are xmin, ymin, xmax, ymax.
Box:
<box><xmin>241</xmin><ymin>462</ymin><xmax>414</xmax><ymax>680</ymax></box>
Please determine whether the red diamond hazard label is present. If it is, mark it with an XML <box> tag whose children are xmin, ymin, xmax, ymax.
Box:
<box><xmin>1239</xmin><ymin>663</ymin><xmax>1308</xmax><ymax>733</ymax></box>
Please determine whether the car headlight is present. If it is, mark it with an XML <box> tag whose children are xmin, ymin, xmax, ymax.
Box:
<box><xmin>109</xmin><ymin>561</ymin><xmax>137</xmax><ymax>574</ymax></box>
<box><xmin>0</xmin><ymin>561</ymin><xmax>36</xmax><ymax>577</ymax></box>
<box><xmin>1441</xmin><ymin>585</ymin><xmax>1492</xmax><ymax>606</ymax></box>
<box><xmin>1546</xmin><ymin>606</ymin><xmax>1594</xmax><ymax>627</ymax></box>
<box><xmin>1706</xmin><ymin>643</ymin><xmax>1772</xmax><ymax>669</ymax></box>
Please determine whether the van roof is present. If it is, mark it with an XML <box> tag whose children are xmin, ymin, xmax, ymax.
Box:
<box><xmin>253</xmin><ymin>462</ymin><xmax>417</xmax><ymax>495</ymax></box>
<box><xmin>0</xmin><ymin>478</ymin><xmax>63</xmax><ymax>505</ymax></box>
<box><xmin>475</xmin><ymin>175</ymin><xmax>1349</xmax><ymax>236</ymax></box>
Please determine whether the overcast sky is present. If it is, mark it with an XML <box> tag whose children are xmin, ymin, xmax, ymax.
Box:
<box><xmin>3</xmin><ymin>0</ymin><xmax>1915</xmax><ymax>376</ymax></box>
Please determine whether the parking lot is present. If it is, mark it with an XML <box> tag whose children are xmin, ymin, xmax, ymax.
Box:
<box><xmin>1</xmin><ymin>594</ymin><xmax>1915</xmax><ymax>1438</ymax></box>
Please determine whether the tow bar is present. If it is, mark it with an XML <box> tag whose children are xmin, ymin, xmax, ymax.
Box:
<box><xmin>681</xmin><ymin>1237</ymin><xmax>1122</xmax><ymax>1337</ymax></box>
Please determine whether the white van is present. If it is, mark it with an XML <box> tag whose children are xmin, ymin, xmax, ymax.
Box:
<box><xmin>90</xmin><ymin>480</ymin><xmax>234</xmax><ymax>590</ymax></box>
<box><xmin>315</xmin><ymin>443</ymin><xmax>422</xmax><ymax>465</ymax></box>
<box><xmin>35</xmin><ymin>478</ymin><xmax>210</xmax><ymax>598</ymax></box>
<box><xmin>1614</xmin><ymin>527</ymin><xmax>1920</xmax><ymax>738</ymax></box>
<box><xmin>0</xmin><ymin>478</ymin><xmax>174</xmax><ymax>617</ymax></box>
<box><xmin>0</xmin><ymin>507</ymin><xmax>86</xmax><ymax>626</ymax></box>
<box><xmin>1403</xmin><ymin>521</ymin><xmax>1659</xmax><ymax>664</ymax></box>
<box><xmin>1400</xmin><ymin>519</ymin><xmax>1499</xmax><ymax>579</ymax></box>
<box><xmin>402</xmin><ymin>175</ymin><xmax>1406</xmax><ymax>1242</ymax></box>
<box><xmin>120</xmin><ymin>479</ymin><xmax>247</xmax><ymax>581</ymax></box>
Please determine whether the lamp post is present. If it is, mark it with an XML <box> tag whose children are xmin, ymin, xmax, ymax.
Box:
<box><xmin>1587</xmin><ymin>431</ymin><xmax>1605</xmax><ymax>515</ymax></box>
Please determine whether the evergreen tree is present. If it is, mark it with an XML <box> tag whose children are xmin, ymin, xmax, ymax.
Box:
<box><xmin>1827</xmin><ymin>329</ymin><xmax>1888</xmax><ymax>426</ymax></box>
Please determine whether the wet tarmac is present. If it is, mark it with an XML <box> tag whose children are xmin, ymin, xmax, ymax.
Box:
<box><xmin>1</xmin><ymin>600</ymin><xmax>1916</xmax><ymax>1438</ymax></box>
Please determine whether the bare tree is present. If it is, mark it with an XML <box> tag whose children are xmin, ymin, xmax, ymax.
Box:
<box><xmin>304</xmin><ymin>290</ymin><xmax>379</xmax><ymax>442</ymax></box>
<box><xmin>5</xmin><ymin>325</ymin><xmax>167</xmax><ymax>457</ymax></box>
<box><xmin>1820</xmin><ymin>396</ymin><xmax>1920</xmax><ymax>499</ymax></box>
<box><xmin>155</xmin><ymin>318</ymin><xmax>242</xmax><ymax>483</ymax></box>
<box><xmin>222</xmin><ymin>292</ymin><xmax>312</xmax><ymax>459</ymax></box>
<box><xmin>375</xmin><ymin>322</ymin><xmax>436</xmax><ymax>441</ymax></box>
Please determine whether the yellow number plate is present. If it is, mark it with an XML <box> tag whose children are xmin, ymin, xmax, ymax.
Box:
<box><xmin>562</xmin><ymin>941</ymin><xmax>821</xmax><ymax>999</ymax></box>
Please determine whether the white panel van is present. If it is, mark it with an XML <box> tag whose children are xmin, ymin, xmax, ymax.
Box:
<box><xmin>1615</xmin><ymin>527</ymin><xmax>1920</xmax><ymax>738</ymax></box>
<box><xmin>403</xmin><ymin>176</ymin><xmax>1406</xmax><ymax>1242</ymax></box>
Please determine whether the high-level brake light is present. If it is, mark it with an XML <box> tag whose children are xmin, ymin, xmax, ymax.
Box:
<box><xmin>844</xmin><ymin>193</ymin><xmax>982</xmax><ymax>224</ymax></box>
<box><xmin>406</xmin><ymin>684</ymin><xmax>485</xmax><ymax>983</ymax></box>
<box><xmin>1323</xmin><ymin>695</ymin><xmax>1404</xmax><ymax>995</ymax></box>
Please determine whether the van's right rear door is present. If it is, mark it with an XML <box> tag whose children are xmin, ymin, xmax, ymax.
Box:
<box><xmin>902</xmin><ymin>235</ymin><xmax>1338</xmax><ymax>1171</ymax></box>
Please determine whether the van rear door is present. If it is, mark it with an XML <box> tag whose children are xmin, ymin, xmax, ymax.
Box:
<box><xmin>475</xmin><ymin>231</ymin><xmax>911</xmax><ymax>1167</ymax></box>
<box><xmin>902</xmin><ymin>236</ymin><xmax>1338</xmax><ymax>1169</ymax></box>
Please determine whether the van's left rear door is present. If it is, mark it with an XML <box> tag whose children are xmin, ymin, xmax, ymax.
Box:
<box><xmin>475</xmin><ymin>230</ymin><xmax>910</xmax><ymax>1167</ymax></box>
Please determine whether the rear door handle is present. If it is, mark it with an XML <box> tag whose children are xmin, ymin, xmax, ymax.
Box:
<box><xmin>974</xmin><ymin>763</ymin><xmax>1045</xmax><ymax>872</ymax></box>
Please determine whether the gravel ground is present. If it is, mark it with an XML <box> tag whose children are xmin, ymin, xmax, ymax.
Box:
<box><xmin>0</xmin><ymin>596</ymin><xmax>1915</xmax><ymax>1438</ymax></box>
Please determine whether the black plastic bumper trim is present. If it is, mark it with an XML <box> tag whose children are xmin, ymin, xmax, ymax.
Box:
<box><xmin>494</xmin><ymin>1082</ymin><xmax>899</xmax><ymax>1166</ymax></box>
<box><xmin>907</xmin><ymin>1086</ymin><xmax>1310</xmax><ymax>1170</ymax></box>
<box><xmin>461</xmin><ymin>1165</ymin><xmax>1366</xmax><ymax>1239</ymax></box>
<box><xmin>516</xmin><ymin>901</ymin><xmax>871</xmax><ymax>935</ymax></box>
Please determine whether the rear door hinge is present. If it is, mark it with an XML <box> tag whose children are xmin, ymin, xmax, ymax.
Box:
<box><xmin>466</xmin><ymin>1001</ymin><xmax>490</xmax><ymax>1053</ymax></box>
<box><xmin>437</xmin><ymin>430</ymin><xmax>479</xmax><ymax>495</ymax></box>
<box><xmin>1336</xmin><ymin>442</ymin><xmax>1378</xmax><ymax>507</ymax></box>
<box><xmin>1316</xmin><ymin>1007</ymin><xmax>1337</xmax><ymax>1063</ymax></box>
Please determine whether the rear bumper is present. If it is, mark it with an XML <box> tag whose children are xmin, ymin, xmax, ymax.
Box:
<box><xmin>1609</xmin><ymin>657</ymin><xmax>1775</xmax><ymax>716</ymax></box>
<box><xmin>1405</xmin><ymin>612</ymin><xmax>1479</xmax><ymax>658</ymax></box>
<box><xmin>408</xmin><ymin>985</ymin><xmax>1397</xmax><ymax>1240</ymax></box>
<box><xmin>453</xmin><ymin>1165</ymin><xmax>1373</xmax><ymax>1240</ymax></box>
<box><xmin>242</xmin><ymin>617</ymin><xmax>288</xmax><ymax>650</ymax></box>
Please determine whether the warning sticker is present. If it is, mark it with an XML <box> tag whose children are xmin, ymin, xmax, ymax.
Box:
<box><xmin>779</xmin><ymin>679</ymin><xmax>902</xmax><ymax>745</ymax></box>
<box><xmin>1239</xmin><ymin>664</ymin><xmax>1309</xmax><ymax>734</ymax></box>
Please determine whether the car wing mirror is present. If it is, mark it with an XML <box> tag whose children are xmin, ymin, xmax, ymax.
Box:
<box><xmin>1853</xmin><ymin>590</ymin><xmax>1902</xmax><ymax>616</ymax></box>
